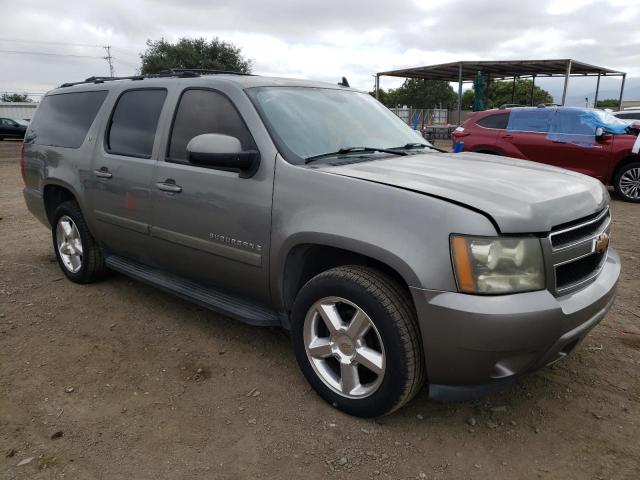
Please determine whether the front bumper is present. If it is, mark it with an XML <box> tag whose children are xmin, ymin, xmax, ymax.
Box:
<box><xmin>410</xmin><ymin>248</ymin><xmax>620</xmax><ymax>400</ymax></box>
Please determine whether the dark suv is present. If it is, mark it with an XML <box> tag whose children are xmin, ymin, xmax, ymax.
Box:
<box><xmin>452</xmin><ymin>107</ymin><xmax>640</xmax><ymax>202</ymax></box>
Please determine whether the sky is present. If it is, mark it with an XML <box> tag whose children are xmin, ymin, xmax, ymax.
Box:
<box><xmin>1</xmin><ymin>0</ymin><xmax>639</xmax><ymax>104</ymax></box>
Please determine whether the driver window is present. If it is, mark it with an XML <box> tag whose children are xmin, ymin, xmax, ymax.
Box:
<box><xmin>167</xmin><ymin>89</ymin><xmax>255</xmax><ymax>164</ymax></box>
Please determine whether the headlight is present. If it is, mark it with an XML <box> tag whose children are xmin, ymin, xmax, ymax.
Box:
<box><xmin>450</xmin><ymin>235</ymin><xmax>545</xmax><ymax>294</ymax></box>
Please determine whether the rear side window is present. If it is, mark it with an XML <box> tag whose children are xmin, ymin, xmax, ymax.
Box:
<box><xmin>616</xmin><ymin>112</ymin><xmax>640</xmax><ymax>120</ymax></box>
<box><xmin>107</xmin><ymin>89</ymin><xmax>167</xmax><ymax>158</ymax></box>
<box><xmin>506</xmin><ymin>109</ymin><xmax>554</xmax><ymax>133</ymax></box>
<box><xmin>476</xmin><ymin>113</ymin><xmax>509</xmax><ymax>130</ymax></box>
<box><xmin>28</xmin><ymin>91</ymin><xmax>107</xmax><ymax>148</ymax></box>
<box><xmin>167</xmin><ymin>89</ymin><xmax>255</xmax><ymax>163</ymax></box>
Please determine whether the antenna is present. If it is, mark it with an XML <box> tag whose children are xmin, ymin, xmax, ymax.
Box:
<box><xmin>103</xmin><ymin>46</ymin><xmax>114</xmax><ymax>77</ymax></box>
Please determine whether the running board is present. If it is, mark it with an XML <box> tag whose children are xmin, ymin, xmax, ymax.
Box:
<box><xmin>105</xmin><ymin>255</ymin><xmax>285</xmax><ymax>328</ymax></box>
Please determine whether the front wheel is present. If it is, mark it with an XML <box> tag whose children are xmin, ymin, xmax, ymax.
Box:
<box><xmin>614</xmin><ymin>162</ymin><xmax>640</xmax><ymax>202</ymax></box>
<box><xmin>291</xmin><ymin>266</ymin><xmax>425</xmax><ymax>417</ymax></box>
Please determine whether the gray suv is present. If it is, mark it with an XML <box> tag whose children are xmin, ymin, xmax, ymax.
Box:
<box><xmin>22</xmin><ymin>71</ymin><xmax>620</xmax><ymax>417</ymax></box>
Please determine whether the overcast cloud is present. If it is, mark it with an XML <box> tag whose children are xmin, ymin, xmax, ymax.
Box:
<box><xmin>1</xmin><ymin>0</ymin><xmax>638</xmax><ymax>103</ymax></box>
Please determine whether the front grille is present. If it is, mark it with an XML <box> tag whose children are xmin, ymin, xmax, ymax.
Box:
<box><xmin>550</xmin><ymin>209</ymin><xmax>610</xmax><ymax>249</ymax></box>
<box><xmin>555</xmin><ymin>251</ymin><xmax>606</xmax><ymax>290</ymax></box>
<box><xmin>545</xmin><ymin>207</ymin><xmax>611</xmax><ymax>295</ymax></box>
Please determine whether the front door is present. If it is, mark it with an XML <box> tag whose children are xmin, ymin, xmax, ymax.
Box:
<box><xmin>87</xmin><ymin>88</ymin><xmax>168</xmax><ymax>262</ymax></box>
<box><xmin>544</xmin><ymin>109</ymin><xmax>613</xmax><ymax>180</ymax></box>
<box><xmin>149</xmin><ymin>88</ymin><xmax>274</xmax><ymax>303</ymax></box>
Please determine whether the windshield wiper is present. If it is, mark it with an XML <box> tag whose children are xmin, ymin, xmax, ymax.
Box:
<box><xmin>305</xmin><ymin>146</ymin><xmax>407</xmax><ymax>164</ymax></box>
<box><xmin>390</xmin><ymin>142</ymin><xmax>448</xmax><ymax>153</ymax></box>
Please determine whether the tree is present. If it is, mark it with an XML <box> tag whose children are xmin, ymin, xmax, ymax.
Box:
<box><xmin>372</xmin><ymin>79</ymin><xmax>457</xmax><ymax>109</ymax></box>
<box><xmin>461</xmin><ymin>79</ymin><xmax>553</xmax><ymax>110</ymax></box>
<box><xmin>140</xmin><ymin>38</ymin><xmax>252</xmax><ymax>75</ymax></box>
<box><xmin>1</xmin><ymin>93</ymin><xmax>31</xmax><ymax>102</ymax></box>
<box><xmin>595</xmin><ymin>99</ymin><xmax>620</xmax><ymax>109</ymax></box>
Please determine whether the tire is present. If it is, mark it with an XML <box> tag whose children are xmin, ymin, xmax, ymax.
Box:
<box><xmin>613</xmin><ymin>162</ymin><xmax>640</xmax><ymax>203</ymax></box>
<box><xmin>291</xmin><ymin>265</ymin><xmax>425</xmax><ymax>417</ymax></box>
<box><xmin>52</xmin><ymin>200</ymin><xmax>107</xmax><ymax>283</ymax></box>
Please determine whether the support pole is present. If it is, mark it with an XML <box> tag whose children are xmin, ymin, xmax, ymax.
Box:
<box><xmin>375</xmin><ymin>74</ymin><xmax>380</xmax><ymax>100</ymax></box>
<box><xmin>618</xmin><ymin>73</ymin><xmax>627</xmax><ymax>110</ymax></box>
<box><xmin>457</xmin><ymin>62</ymin><xmax>462</xmax><ymax>125</ymax></box>
<box><xmin>530</xmin><ymin>75</ymin><xmax>536</xmax><ymax>106</ymax></box>
<box><xmin>561</xmin><ymin>59</ymin><xmax>572</xmax><ymax>106</ymax></box>
<box><xmin>486</xmin><ymin>73</ymin><xmax>491</xmax><ymax>108</ymax></box>
<box><xmin>594</xmin><ymin>71</ymin><xmax>601</xmax><ymax>108</ymax></box>
<box><xmin>511</xmin><ymin>76</ymin><xmax>517</xmax><ymax>103</ymax></box>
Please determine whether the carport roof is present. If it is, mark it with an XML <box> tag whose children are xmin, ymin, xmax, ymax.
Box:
<box><xmin>377</xmin><ymin>59</ymin><xmax>626</xmax><ymax>82</ymax></box>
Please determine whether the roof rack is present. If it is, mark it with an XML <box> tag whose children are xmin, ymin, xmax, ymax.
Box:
<box><xmin>58</xmin><ymin>68</ymin><xmax>252</xmax><ymax>88</ymax></box>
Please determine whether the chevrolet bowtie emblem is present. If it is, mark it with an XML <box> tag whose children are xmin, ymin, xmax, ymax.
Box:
<box><xmin>595</xmin><ymin>232</ymin><xmax>610</xmax><ymax>254</ymax></box>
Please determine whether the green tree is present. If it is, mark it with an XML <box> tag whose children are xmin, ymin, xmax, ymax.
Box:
<box><xmin>1</xmin><ymin>93</ymin><xmax>31</xmax><ymax>102</ymax></box>
<box><xmin>595</xmin><ymin>99</ymin><xmax>620</xmax><ymax>109</ymax></box>
<box><xmin>460</xmin><ymin>79</ymin><xmax>553</xmax><ymax>110</ymax></box>
<box><xmin>373</xmin><ymin>79</ymin><xmax>457</xmax><ymax>108</ymax></box>
<box><xmin>140</xmin><ymin>37</ymin><xmax>252</xmax><ymax>75</ymax></box>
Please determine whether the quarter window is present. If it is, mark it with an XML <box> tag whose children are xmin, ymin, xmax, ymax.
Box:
<box><xmin>476</xmin><ymin>113</ymin><xmax>510</xmax><ymax>130</ymax></box>
<box><xmin>107</xmin><ymin>89</ymin><xmax>167</xmax><ymax>158</ymax></box>
<box><xmin>28</xmin><ymin>91</ymin><xmax>108</xmax><ymax>148</ymax></box>
<box><xmin>167</xmin><ymin>89</ymin><xmax>255</xmax><ymax>163</ymax></box>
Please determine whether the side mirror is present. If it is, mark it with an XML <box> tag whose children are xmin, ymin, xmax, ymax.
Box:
<box><xmin>595</xmin><ymin>127</ymin><xmax>605</xmax><ymax>138</ymax></box>
<box><xmin>186</xmin><ymin>134</ymin><xmax>260</xmax><ymax>177</ymax></box>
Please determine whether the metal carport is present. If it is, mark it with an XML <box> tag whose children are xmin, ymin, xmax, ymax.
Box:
<box><xmin>375</xmin><ymin>59</ymin><xmax>627</xmax><ymax>124</ymax></box>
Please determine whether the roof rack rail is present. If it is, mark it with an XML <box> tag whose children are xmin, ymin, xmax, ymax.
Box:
<box><xmin>58</xmin><ymin>68</ymin><xmax>252</xmax><ymax>88</ymax></box>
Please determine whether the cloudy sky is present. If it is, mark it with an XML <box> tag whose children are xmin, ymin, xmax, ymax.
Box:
<box><xmin>1</xmin><ymin>0</ymin><xmax>638</xmax><ymax>103</ymax></box>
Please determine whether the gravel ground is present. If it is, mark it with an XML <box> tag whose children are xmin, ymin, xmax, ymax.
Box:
<box><xmin>1</xmin><ymin>140</ymin><xmax>639</xmax><ymax>479</ymax></box>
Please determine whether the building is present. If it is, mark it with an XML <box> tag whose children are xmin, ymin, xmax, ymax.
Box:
<box><xmin>622</xmin><ymin>100</ymin><xmax>640</xmax><ymax>109</ymax></box>
<box><xmin>0</xmin><ymin>102</ymin><xmax>39</xmax><ymax>120</ymax></box>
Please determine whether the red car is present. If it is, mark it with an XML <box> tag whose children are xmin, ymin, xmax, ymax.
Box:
<box><xmin>452</xmin><ymin>107</ymin><xmax>640</xmax><ymax>202</ymax></box>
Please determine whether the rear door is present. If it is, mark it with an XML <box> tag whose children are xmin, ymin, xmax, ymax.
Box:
<box><xmin>502</xmin><ymin>109</ymin><xmax>555</xmax><ymax>162</ymax></box>
<box><xmin>148</xmin><ymin>87</ymin><xmax>274</xmax><ymax>303</ymax></box>
<box><xmin>86</xmin><ymin>88</ymin><xmax>168</xmax><ymax>262</ymax></box>
<box><xmin>467</xmin><ymin>112</ymin><xmax>509</xmax><ymax>153</ymax></box>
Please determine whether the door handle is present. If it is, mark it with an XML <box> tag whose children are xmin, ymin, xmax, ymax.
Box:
<box><xmin>94</xmin><ymin>167</ymin><xmax>113</xmax><ymax>179</ymax></box>
<box><xmin>156</xmin><ymin>180</ymin><xmax>182</xmax><ymax>193</ymax></box>
<box><xmin>501</xmin><ymin>134</ymin><xmax>514</xmax><ymax>139</ymax></box>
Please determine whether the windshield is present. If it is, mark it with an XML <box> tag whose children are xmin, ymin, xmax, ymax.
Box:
<box><xmin>248</xmin><ymin>87</ymin><xmax>427</xmax><ymax>163</ymax></box>
<box><xmin>590</xmin><ymin>109</ymin><xmax>630</xmax><ymax>130</ymax></box>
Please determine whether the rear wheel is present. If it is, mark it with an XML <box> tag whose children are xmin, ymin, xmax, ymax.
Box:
<box><xmin>291</xmin><ymin>266</ymin><xmax>425</xmax><ymax>417</ymax></box>
<box><xmin>52</xmin><ymin>201</ymin><xmax>107</xmax><ymax>283</ymax></box>
<box><xmin>614</xmin><ymin>162</ymin><xmax>640</xmax><ymax>202</ymax></box>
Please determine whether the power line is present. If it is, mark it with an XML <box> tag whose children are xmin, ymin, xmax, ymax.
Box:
<box><xmin>0</xmin><ymin>49</ymin><xmax>104</xmax><ymax>59</ymax></box>
<box><xmin>0</xmin><ymin>38</ymin><xmax>103</xmax><ymax>48</ymax></box>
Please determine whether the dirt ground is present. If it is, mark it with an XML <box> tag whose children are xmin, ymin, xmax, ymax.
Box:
<box><xmin>1</xmin><ymin>140</ymin><xmax>639</xmax><ymax>480</ymax></box>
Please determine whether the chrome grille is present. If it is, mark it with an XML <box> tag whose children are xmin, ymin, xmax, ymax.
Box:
<box><xmin>543</xmin><ymin>208</ymin><xmax>611</xmax><ymax>296</ymax></box>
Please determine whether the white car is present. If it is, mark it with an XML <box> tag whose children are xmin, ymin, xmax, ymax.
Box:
<box><xmin>611</xmin><ymin>109</ymin><xmax>640</xmax><ymax>123</ymax></box>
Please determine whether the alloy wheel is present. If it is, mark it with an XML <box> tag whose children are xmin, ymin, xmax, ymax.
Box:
<box><xmin>56</xmin><ymin>215</ymin><xmax>83</xmax><ymax>273</ymax></box>
<box><xmin>303</xmin><ymin>296</ymin><xmax>385</xmax><ymax>399</ymax></box>
<box><xmin>620</xmin><ymin>167</ymin><xmax>640</xmax><ymax>200</ymax></box>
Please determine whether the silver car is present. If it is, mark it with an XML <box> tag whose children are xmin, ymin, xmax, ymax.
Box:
<box><xmin>22</xmin><ymin>72</ymin><xmax>620</xmax><ymax>417</ymax></box>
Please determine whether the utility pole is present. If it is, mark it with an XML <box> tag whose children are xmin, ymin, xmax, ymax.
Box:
<box><xmin>103</xmin><ymin>46</ymin><xmax>114</xmax><ymax>77</ymax></box>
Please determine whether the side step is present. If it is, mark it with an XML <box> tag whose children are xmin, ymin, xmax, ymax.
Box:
<box><xmin>105</xmin><ymin>255</ymin><xmax>285</xmax><ymax>328</ymax></box>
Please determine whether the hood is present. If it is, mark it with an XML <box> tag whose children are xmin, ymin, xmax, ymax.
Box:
<box><xmin>320</xmin><ymin>152</ymin><xmax>608</xmax><ymax>233</ymax></box>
